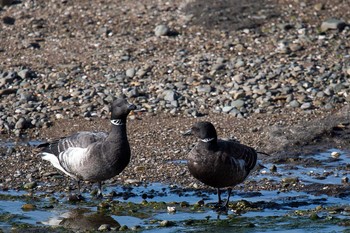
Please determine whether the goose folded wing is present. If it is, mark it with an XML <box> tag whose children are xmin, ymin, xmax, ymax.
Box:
<box><xmin>39</xmin><ymin>131</ymin><xmax>108</xmax><ymax>156</ymax></box>
<box><xmin>229</xmin><ymin>143</ymin><xmax>257</xmax><ymax>171</ymax></box>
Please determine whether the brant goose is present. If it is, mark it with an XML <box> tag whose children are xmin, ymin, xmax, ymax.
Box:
<box><xmin>185</xmin><ymin>121</ymin><xmax>259</xmax><ymax>209</ymax></box>
<box><xmin>38</xmin><ymin>98</ymin><xmax>136</xmax><ymax>197</ymax></box>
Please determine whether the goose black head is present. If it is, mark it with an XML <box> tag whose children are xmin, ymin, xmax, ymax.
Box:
<box><xmin>187</xmin><ymin>121</ymin><xmax>218</xmax><ymax>142</ymax></box>
<box><xmin>110</xmin><ymin>98</ymin><xmax>136</xmax><ymax>120</ymax></box>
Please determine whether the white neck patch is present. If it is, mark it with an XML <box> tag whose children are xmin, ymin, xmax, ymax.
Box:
<box><xmin>201</xmin><ymin>138</ymin><xmax>215</xmax><ymax>143</ymax></box>
<box><xmin>111</xmin><ymin>119</ymin><xmax>124</xmax><ymax>126</ymax></box>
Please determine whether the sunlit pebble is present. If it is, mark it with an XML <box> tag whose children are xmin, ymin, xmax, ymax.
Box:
<box><xmin>167</xmin><ymin>206</ymin><xmax>176</xmax><ymax>213</ymax></box>
<box><xmin>342</xmin><ymin>177</ymin><xmax>349</xmax><ymax>184</ymax></box>
<box><xmin>331</xmin><ymin>151</ymin><xmax>341</xmax><ymax>158</ymax></box>
<box><xmin>270</xmin><ymin>165</ymin><xmax>277</xmax><ymax>173</ymax></box>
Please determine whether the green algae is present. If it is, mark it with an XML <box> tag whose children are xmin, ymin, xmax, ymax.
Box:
<box><xmin>0</xmin><ymin>185</ymin><xmax>350</xmax><ymax>232</ymax></box>
<box><xmin>0</xmin><ymin>212</ymin><xmax>17</xmax><ymax>223</ymax></box>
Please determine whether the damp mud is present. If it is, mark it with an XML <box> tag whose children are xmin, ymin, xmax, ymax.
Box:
<box><xmin>1</xmin><ymin>149</ymin><xmax>350</xmax><ymax>232</ymax></box>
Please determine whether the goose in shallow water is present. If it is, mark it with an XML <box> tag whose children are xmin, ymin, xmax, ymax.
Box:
<box><xmin>38</xmin><ymin>98</ymin><xmax>136</xmax><ymax>197</ymax></box>
<box><xmin>185</xmin><ymin>121</ymin><xmax>259</xmax><ymax>209</ymax></box>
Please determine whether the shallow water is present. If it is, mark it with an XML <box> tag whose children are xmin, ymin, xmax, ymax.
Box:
<box><xmin>256</xmin><ymin>148</ymin><xmax>350</xmax><ymax>185</ymax></box>
<box><xmin>1</xmin><ymin>148</ymin><xmax>350</xmax><ymax>232</ymax></box>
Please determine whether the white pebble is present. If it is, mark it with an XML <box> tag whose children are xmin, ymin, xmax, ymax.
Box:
<box><xmin>167</xmin><ymin>206</ymin><xmax>176</xmax><ymax>213</ymax></box>
<box><xmin>331</xmin><ymin>151</ymin><xmax>340</xmax><ymax>158</ymax></box>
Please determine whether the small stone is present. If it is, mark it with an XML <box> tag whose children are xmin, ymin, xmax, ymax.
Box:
<box><xmin>314</xmin><ymin>3</ymin><xmax>325</xmax><ymax>11</ymax></box>
<box><xmin>289</xmin><ymin>44</ymin><xmax>302</xmax><ymax>52</ymax></box>
<box><xmin>281</xmin><ymin>177</ymin><xmax>299</xmax><ymax>184</ymax></box>
<box><xmin>231</xmin><ymin>99</ymin><xmax>245</xmax><ymax>109</ymax></box>
<box><xmin>18</xmin><ymin>69</ymin><xmax>34</xmax><ymax>79</ymax></box>
<box><xmin>270</xmin><ymin>165</ymin><xmax>277</xmax><ymax>172</ymax></box>
<box><xmin>126</xmin><ymin>87</ymin><xmax>139</xmax><ymax>98</ymax></box>
<box><xmin>167</xmin><ymin>206</ymin><xmax>176</xmax><ymax>213</ymax></box>
<box><xmin>134</xmin><ymin>166</ymin><xmax>145</xmax><ymax>172</ymax></box>
<box><xmin>126</xmin><ymin>68</ymin><xmax>135</xmax><ymax>78</ymax></box>
<box><xmin>2</xmin><ymin>16</ymin><xmax>15</xmax><ymax>25</ymax></box>
<box><xmin>229</xmin><ymin>108</ymin><xmax>241</xmax><ymax>116</ymax></box>
<box><xmin>331</xmin><ymin>151</ymin><xmax>340</xmax><ymax>159</ymax></box>
<box><xmin>0</xmin><ymin>0</ymin><xmax>13</xmax><ymax>7</ymax></box>
<box><xmin>159</xmin><ymin>220</ymin><xmax>174</xmax><ymax>227</ymax></box>
<box><xmin>23</xmin><ymin>182</ymin><xmax>37</xmax><ymax>189</ymax></box>
<box><xmin>222</xmin><ymin>106</ymin><xmax>233</xmax><ymax>113</ymax></box>
<box><xmin>235</xmin><ymin>59</ymin><xmax>245</xmax><ymax>68</ymax></box>
<box><xmin>309</xmin><ymin>213</ymin><xmax>320</xmax><ymax>220</ymax></box>
<box><xmin>155</xmin><ymin>24</ymin><xmax>170</xmax><ymax>36</ymax></box>
<box><xmin>320</xmin><ymin>18</ymin><xmax>347</xmax><ymax>32</ymax></box>
<box><xmin>130</xmin><ymin>225</ymin><xmax>141</xmax><ymax>231</ymax></box>
<box><xmin>300</xmin><ymin>102</ymin><xmax>312</xmax><ymax>110</ymax></box>
<box><xmin>21</xmin><ymin>203</ymin><xmax>36</xmax><ymax>211</ymax></box>
<box><xmin>15</xmin><ymin>117</ymin><xmax>27</xmax><ymax>129</ymax></box>
<box><xmin>342</xmin><ymin>177</ymin><xmax>349</xmax><ymax>184</ymax></box>
<box><xmin>346</xmin><ymin>67</ymin><xmax>350</xmax><ymax>76</ymax></box>
<box><xmin>124</xmin><ymin>179</ymin><xmax>140</xmax><ymax>184</ymax></box>
<box><xmin>119</xmin><ymin>225</ymin><xmax>128</xmax><ymax>231</ymax></box>
<box><xmin>277</xmin><ymin>23</ymin><xmax>293</xmax><ymax>30</ymax></box>
<box><xmin>170</xmin><ymin>100</ymin><xmax>178</xmax><ymax>108</ymax></box>
<box><xmin>163</xmin><ymin>90</ymin><xmax>179</xmax><ymax>102</ymax></box>
<box><xmin>233</xmin><ymin>74</ymin><xmax>244</xmax><ymax>84</ymax></box>
<box><xmin>55</xmin><ymin>113</ymin><xmax>64</xmax><ymax>119</ymax></box>
<box><xmin>67</xmin><ymin>194</ymin><xmax>84</xmax><ymax>202</ymax></box>
<box><xmin>196</xmin><ymin>85</ymin><xmax>212</xmax><ymax>93</ymax></box>
<box><xmin>211</xmin><ymin>63</ymin><xmax>225</xmax><ymax>74</ymax></box>
<box><xmin>136</xmin><ymin>66</ymin><xmax>151</xmax><ymax>77</ymax></box>
<box><xmin>234</xmin><ymin>43</ymin><xmax>244</xmax><ymax>51</ymax></box>
<box><xmin>98</xmin><ymin>224</ymin><xmax>111</xmax><ymax>231</ymax></box>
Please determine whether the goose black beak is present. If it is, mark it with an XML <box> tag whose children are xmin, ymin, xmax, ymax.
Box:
<box><xmin>258</xmin><ymin>163</ymin><xmax>267</xmax><ymax>169</ymax></box>
<box><xmin>128</xmin><ymin>104</ymin><xmax>137</xmax><ymax>111</ymax></box>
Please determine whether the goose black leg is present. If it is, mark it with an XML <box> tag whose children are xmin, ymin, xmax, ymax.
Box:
<box><xmin>77</xmin><ymin>180</ymin><xmax>81</xmax><ymax>195</ymax></box>
<box><xmin>217</xmin><ymin>188</ymin><xmax>222</xmax><ymax>204</ymax></box>
<box><xmin>76</xmin><ymin>180</ymin><xmax>85</xmax><ymax>200</ymax></box>
<box><xmin>214</xmin><ymin>188</ymin><xmax>222</xmax><ymax>208</ymax></box>
<box><xmin>216</xmin><ymin>188</ymin><xmax>232</xmax><ymax>212</ymax></box>
<box><xmin>215</xmin><ymin>188</ymin><xmax>222</xmax><ymax>207</ymax></box>
<box><xmin>68</xmin><ymin>180</ymin><xmax>84</xmax><ymax>201</ymax></box>
<box><xmin>96</xmin><ymin>182</ymin><xmax>103</xmax><ymax>198</ymax></box>
<box><xmin>223</xmin><ymin>188</ymin><xmax>232</xmax><ymax>208</ymax></box>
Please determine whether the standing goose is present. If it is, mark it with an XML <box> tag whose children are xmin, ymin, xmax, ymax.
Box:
<box><xmin>38</xmin><ymin>98</ymin><xmax>136</xmax><ymax>198</ymax></box>
<box><xmin>185</xmin><ymin>121</ymin><xmax>258</xmax><ymax>209</ymax></box>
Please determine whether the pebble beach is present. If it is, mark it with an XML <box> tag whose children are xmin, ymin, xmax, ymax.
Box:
<box><xmin>1</xmin><ymin>0</ymin><xmax>350</xmax><ymax>192</ymax></box>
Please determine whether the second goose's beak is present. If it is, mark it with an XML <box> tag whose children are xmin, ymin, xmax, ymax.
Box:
<box><xmin>128</xmin><ymin>103</ymin><xmax>137</xmax><ymax>111</ymax></box>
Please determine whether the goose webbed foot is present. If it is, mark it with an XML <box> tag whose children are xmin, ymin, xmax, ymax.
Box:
<box><xmin>67</xmin><ymin>193</ymin><xmax>85</xmax><ymax>202</ymax></box>
<box><xmin>214</xmin><ymin>188</ymin><xmax>232</xmax><ymax>213</ymax></box>
<box><xmin>95</xmin><ymin>182</ymin><xmax>104</xmax><ymax>199</ymax></box>
<box><xmin>95</xmin><ymin>192</ymin><xmax>103</xmax><ymax>199</ymax></box>
<box><xmin>215</xmin><ymin>205</ymin><xmax>228</xmax><ymax>213</ymax></box>
<box><xmin>67</xmin><ymin>180</ymin><xmax>85</xmax><ymax>202</ymax></box>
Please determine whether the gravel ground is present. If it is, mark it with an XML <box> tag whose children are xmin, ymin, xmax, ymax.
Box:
<box><xmin>1</xmin><ymin>0</ymin><xmax>350</xmax><ymax>194</ymax></box>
